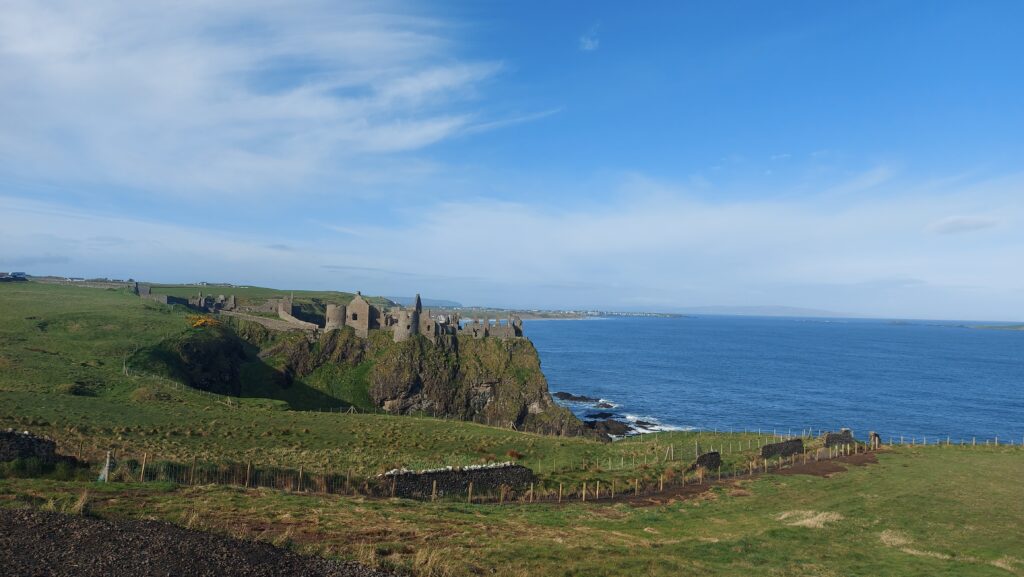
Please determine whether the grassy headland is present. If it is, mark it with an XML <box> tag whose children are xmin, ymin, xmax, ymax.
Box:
<box><xmin>1</xmin><ymin>281</ymin><xmax>1022</xmax><ymax>576</ymax></box>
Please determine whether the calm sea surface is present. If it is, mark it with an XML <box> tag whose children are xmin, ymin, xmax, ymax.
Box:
<box><xmin>525</xmin><ymin>316</ymin><xmax>1024</xmax><ymax>441</ymax></box>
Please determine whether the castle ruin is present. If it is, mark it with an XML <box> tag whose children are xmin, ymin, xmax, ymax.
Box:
<box><xmin>135</xmin><ymin>285</ymin><xmax>524</xmax><ymax>342</ymax></box>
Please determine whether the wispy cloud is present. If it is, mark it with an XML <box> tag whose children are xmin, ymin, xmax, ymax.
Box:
<box><xmin>579</xmin><ymin>24</ymin><xmax>600</xmax><ymax>52</ymax></box>
<box><xmin>0</xmin><ymin>1</ymin><xmax>502</xmax><ymax>199</ymax></box>
<box><xmin>3</xmin><ymin>170</ymin><xmax>1024</xmax><ymax>319</ymax></box>
<box><xmin>927</xmin><ymin>215</ymin><xmax>999</xmax><ymax>235</ymax></box>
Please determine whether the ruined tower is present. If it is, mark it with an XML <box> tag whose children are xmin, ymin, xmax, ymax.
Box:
<box><xmin>345</xmin><ymin>291</ymin><xmax>373</xmax><ymax>338</ymax></box>
<box><xmin>325</xmin><ymin>303</ymin><xmax>346</xmax><ymax>331</ymax></box>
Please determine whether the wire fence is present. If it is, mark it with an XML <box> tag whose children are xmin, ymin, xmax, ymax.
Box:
<box><xmin>53</xmin><ymin>432</ymin><xmax>1018</xmax><ymax>507</ymax></box>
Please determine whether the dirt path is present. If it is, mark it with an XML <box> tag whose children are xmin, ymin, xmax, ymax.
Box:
<box><xmin>0</xmin><ymin>508</ymin><xmax>397</xmax><ymax>577</ymax></box>
<box><xmin>589</xmin><ymin>451</ymin><xmax>879</xmax><ymax>507</ymax></box>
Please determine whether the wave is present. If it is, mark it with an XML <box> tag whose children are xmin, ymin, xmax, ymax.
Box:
<box><xmin>621</xmin><ymin>414</ymin><xmax>692</xmax><ymax>434</ymax></box>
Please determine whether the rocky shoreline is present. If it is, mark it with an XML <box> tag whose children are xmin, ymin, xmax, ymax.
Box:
<box><xmin>554</xmin><ymin>391</ymin><xmax>670</xmax><ymax>438</ymax></box>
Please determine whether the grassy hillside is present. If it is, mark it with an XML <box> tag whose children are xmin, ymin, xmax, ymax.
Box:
<box><xmin>3</xmin><ymin>281</ymin><xmax>1022</xmax><ymax>576</ymax></box>
<box><xmin>3</xmin><ymin>445</ymin><xmax>1021</xmax><ymax>576</ymax></box>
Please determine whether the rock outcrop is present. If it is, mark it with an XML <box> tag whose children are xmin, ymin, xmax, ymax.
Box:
<box><xmin>141</xmin><ymin>319</ymin><xmax>597</xmax><ymax>440</ymax></box>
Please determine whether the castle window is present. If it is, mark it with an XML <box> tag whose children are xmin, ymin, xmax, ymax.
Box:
<box><xmin>352</xmin><ymin>313</ymin><xmax>358</xmax><ymax>321</ymax></box>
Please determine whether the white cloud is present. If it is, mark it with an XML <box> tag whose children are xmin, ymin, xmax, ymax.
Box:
<box><xmin>579</xmin><ymin>25</ymin><xmax>600</xmax><ymax>52</ymax></box>
<box><xmin>927</xmin><ymin>215</ymin><xmax>999</xmax><ymax>235</ymax></box>
<box><xmin>3</xmin><ymin>172</ymin><xmax>1023</xmax><ymax>320</ymax></box>
<box><xmin>0</xmin><ymin>0</ymin><xmax>502</xmax><ymax>199</ymax></box>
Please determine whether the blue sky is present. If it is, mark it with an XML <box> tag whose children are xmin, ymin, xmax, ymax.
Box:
<box><xmin>1</xmin><ymin>1</ymin><xmax>1022</xmax><ymax>320</ymax></box>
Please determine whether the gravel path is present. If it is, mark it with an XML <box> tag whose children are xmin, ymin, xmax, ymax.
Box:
<box><xmin>0</xmin><ymin>508</ymin><xmax>398</xmax><ymax>577</ymax></box>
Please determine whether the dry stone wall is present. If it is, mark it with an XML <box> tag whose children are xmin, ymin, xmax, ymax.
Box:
<box><xmin>760</xmin><ymin>438</ymin><xmax>804</xmax><ymax>459</ymax></box>
<box><xmin>823</xmin><ymin>429</ymin><xmax>856</xmax><ymax>447</ymax></box>
<box><xmin>0</xmin><ymin>430</ymin><xmax>65</xmax><ymax>464</ymax></box>
<box><xmin>380</xmin><ymin>464</ymin><xmax>537</xmax><ymax>499</ymax></box>
<box><xmin>686</xmin><ymin>451</ymin><xmax>722</xmax><ymax>472</ymax></box>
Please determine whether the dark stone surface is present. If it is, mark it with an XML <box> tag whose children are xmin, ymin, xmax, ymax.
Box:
<box><xmin>686</xmin><ymin>451</ymin><xmax>722</xmax><ymax>472</ymax></box>
<box><xmin>0</xmin><ymin>430</ymin><xmax>65</xmax><ymax>465</ymax></box>
<box><xmin>823</xmin><ymin>429</ymin><xmax>856</xmax><ymax>447</ymax></box>
<box><xmin>554</xmin><ymin>392</ymin><xmax>599</xmax><ymax>402</ymax></box>
<box><xmin>381</xmin><ymin>464</ymin><xmax>537</xmax><ymax>499</ymax></box>
<box><xmin>584</xmin><ymin>418</ymin><xmax>632</xmax><ymax>437</ymax></box>
<box><xmin>584</xmin><ymin>412</ymin><xmax>615</xmax><ymax>419</ymax></box>
<box><xmin>760</xmin><ymin>438</ymin><xmax>804</xmax><ymax>459</ymax></box>
<box><xmin>0</xmin><ymin>509</ymin><xmax>396</xmax><ymax>577</ymax></box>
<box><xmin>594</xmin><ymin>402</ymin><xmax>614</xmax><ymax>409</ymax></box>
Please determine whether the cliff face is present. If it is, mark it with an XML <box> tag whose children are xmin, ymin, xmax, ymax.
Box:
<box><xmin>221</xmin><ymin>319</ymin><xmax>594</xmax><ymax>438</ymax></box>
<box><xmin>362</xmin><ymin>332</ymin><xmax>587</xmax><ymax>436</ymax></box>
<box><xmin>134</xmin><ymin>319</ymin><xmax>593</xmax><ymax>438</ymax></box>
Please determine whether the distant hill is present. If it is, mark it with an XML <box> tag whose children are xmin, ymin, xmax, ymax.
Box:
<box><xmin>677</xmin><ymin>305</ymin><xmax>860</xmax><ymax>318</ymax></box>
<box><xmin>386</xmin><ymin>296</ymin><xmax>462</xmax><ymax>308</ymax></box>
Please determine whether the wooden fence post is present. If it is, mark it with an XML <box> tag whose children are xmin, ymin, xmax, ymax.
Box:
<box><xmin>139</xmin><ymin>453</ymin><xmax>147</xmax><ymax>484</ymax></box>
<box><xmin>558</xmin><ymin>483</ymin><xmax>563</xmax><ymax>503</ymax></box>
<box><xmin>582</xmin><ymin>482</ymin><xmax>587</xmax><ymax>502</ymax></box>
<box><xmin>244</xmin><ymin>461</ymin><xmax>250</xmax><ymax>488</ymax></box>
<box><xmin>635</xmin><ymin>478</ymin><xmax>639</xmax><ymax>496</ymax></box>
<box><xmin>190</xmin><ymin>457</ymin><xmax>197</xmax><ymax>486</ymax></box>
<box><xmin>467</xmin><ymin>482</ymin><xmax>473</xmax><ymax>504</ymax></box>
<box><xmin>298</xmin><ymin>467</ymin><xmax>303</xmax><ymax>492</ymax></box>
<box><xmin>659</xmin><ymin>475</ymin><xmax>663</xmax><ymax>492</ymax></box>
<box><xmin>432</xmin><ymin>480</ymin><xmax>437</xmax><ymax>502</ymax></box>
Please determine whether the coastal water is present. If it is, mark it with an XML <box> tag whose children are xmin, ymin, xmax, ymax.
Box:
<box><xmin>526</xmin><ymin>316</ymin><xmax>1024</xmax><ymax>442</ymax></box>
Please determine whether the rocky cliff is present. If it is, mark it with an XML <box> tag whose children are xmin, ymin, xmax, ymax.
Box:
<box><xmin>266</xmin><ymin>327</ymin><xmax>592</xmax><ymax>438</ymax></box>
<box><xmin>137</xmin><ymin>319</ymin><xmax>596</xmax><ymax>439</ymax></box>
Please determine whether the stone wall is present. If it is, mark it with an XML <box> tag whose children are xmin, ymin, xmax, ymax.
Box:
<box><xmin>379</xmin><ymin>464</ymin><xmax>537</xmax><ymax>499</ymax></box>
<box><xmin>0</xmin><ymin>430</ymin><xmax>62</xmax><ymax>464</ymax></box>
<box><xmin>823</xmin><ymin>429</ymin><xmax>856</xmax><ymax>447</ymax></box>
<box><xmin>760</xmin><ymin>438</ymin><xmax>804</xmax><ymax>459</ymax></box>
<box><xmin>686</xmin><ymin>451</ymin><xmax>722</xmax><ymax>472</ymax></box>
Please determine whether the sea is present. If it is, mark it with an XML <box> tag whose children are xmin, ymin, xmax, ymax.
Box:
<box><xmin>526</xmin><ymin>316</ymin><xmax>1024</xmax><ymax>442</ymax></box>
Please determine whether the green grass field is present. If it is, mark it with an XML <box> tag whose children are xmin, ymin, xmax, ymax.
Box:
<box><xmin>3</xmin><ymin>446</ymin><xmax>1021</xmax><ymax>576</ymax></box>
<box><xmin>2</xmin><ymin>281</ymin><xmax>1022</xmax><ymax>576</ymax></box>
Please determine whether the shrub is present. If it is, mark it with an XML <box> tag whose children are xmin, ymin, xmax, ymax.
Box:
<box><xmin>57</xmin><ymin>382</ymin><xmax>92</xmax><ymax>396</ymax></box>
<box><xmin>130</xmin><ymin>387</ymin><xmax>170</xmax><ymax>402</ymax></box>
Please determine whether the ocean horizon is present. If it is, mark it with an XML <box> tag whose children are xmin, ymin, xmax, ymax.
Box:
<box><xmin>527</xmin><ymin>315</ymin><xmax>1024</xmax><ymax>442</ymax></box>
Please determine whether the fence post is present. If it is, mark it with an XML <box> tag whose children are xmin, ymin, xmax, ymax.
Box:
<box><xmin>558</xmin><ymin>483</ymin><xmax>563</xmax><ymax>503</ymax></box>
<box><xmin>467</xmin><ymin>482</ymin><xmax>473</xmax><ymax>504</ymax></box>
<box><xmin>190</xmin><ymin>457</ymin><xmax>197</xmax><ymax>486</ymax></box>
<box><xmin>432</xmin><ymin>480</ymin><xmax>437</xmax><ymax>502</ymax></box>
<box><xmin>596</xmin><ymin>481</ymin><xmax>600</xmax><ymax>500</ymax></box>
<box><xmin>582</xmin><ymin>482</ymin><xmax>587</xmax><ymax>502</ymax></box>
<box><xmin>659</xmin><ymin>475</ymin><xmax>663</xmax><ymax>492</ymax></box>
<box><xmin>103</xmin><ymin>451</ymin><xmax>111</xmax><ymax>483</ymax></box>
<box><xmin>530</xmin><ymin>482</ymin><xmax>534</xmax><ymax>503</ymax></box>
<box><xmin>298</xmin><ymin>467</ymin><xmax>303</xmax><ymax>492</ymax></box>
<box><xmin>635</xmin><ymin>478</ymin><xmax>639</xmax><ymax>496</ymax></box>
<box><xmin>139</xmin><ymin>453</ymin><xmax>147</xmax><ymax>484</ymax></box>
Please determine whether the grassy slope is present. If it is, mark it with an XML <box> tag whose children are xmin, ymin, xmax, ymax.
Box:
<box><xmin>3</xmin><ymin>282</ymin><xmax>1023</xmax><ymax>575</ymax></box>
<box><xmin>2</xmin><ymin>446</ymin><xmax>1021</xmax><ymax>577</ymax></box>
